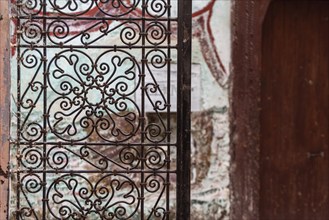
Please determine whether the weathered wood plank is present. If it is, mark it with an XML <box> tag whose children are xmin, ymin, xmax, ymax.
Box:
<box><xmin>230</xmin><ymin>0</ymin><xmax>271</xmax><ymax>219</ymax></box>
<box><xmin>260</xmin><ymin>1</ymin><xmax>329</xmax><ymax>219</ymax></box>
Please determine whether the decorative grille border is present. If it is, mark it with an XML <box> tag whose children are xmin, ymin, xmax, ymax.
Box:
<box><xmin>9</xmin><ymin>0</ymin><xmax>191</xmax><ymax>219</ymax></box>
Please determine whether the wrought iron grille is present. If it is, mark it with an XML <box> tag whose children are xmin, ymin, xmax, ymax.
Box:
<box><xmin>10</xmin><ymin>0</ymin><xmax>191</xmax><ymax>219</ymax></box>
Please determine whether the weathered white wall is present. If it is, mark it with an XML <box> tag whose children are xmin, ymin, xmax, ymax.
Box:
<box><xmin>190</xmin><ymin>0</ymin><xmax>231</xmax><ymax>219</ymax></box>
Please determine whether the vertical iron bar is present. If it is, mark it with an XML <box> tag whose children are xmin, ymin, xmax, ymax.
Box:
<box><xmin>42</xmin><ymin>0</ymin><xmax>47</xmax><ymax>219</ymax></box>
<box><xmin>16</xmin><ymin>1</ymin><xmax>21</xmax><ymax>218</ymax></box>
<box><xmin>177</xmin><ymin>0</ymin><xmax>192</xmax><ymax>219</ymax></box>
<box><xmin>166</xmin><ymin>0</ymin><xmax>171</xmax><ymax>218</ymax></box>
<box><xmin>141</xmin><ymin>0</ymin><xmax>146</xmax><ymax>219</ymax></box>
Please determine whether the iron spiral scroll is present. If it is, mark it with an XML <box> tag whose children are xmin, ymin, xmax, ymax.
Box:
<box><xmin>10</xmin><ymin>0</ymin><xmax>191</xmax><ymax>219</ymax></box>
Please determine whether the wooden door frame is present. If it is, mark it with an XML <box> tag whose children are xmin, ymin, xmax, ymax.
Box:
<box><xmin>230</xmin><ymin>0</ymin><xmax>272</xmax><ymax>220</ymax></box>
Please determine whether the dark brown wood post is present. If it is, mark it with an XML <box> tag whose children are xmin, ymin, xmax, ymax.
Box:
<box><xmin>230</xmin><ymin>1</ymin><xmax>271</xmax><ymax>220</ymax></box>
<box><xmin>0</xmin><ymin>0</ymin><xmax>11</xmax><ymax>219</ymax></box>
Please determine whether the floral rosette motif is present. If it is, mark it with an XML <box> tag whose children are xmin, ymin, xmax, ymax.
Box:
<box><xmin>47</xmin><ymin>49</ymin><xmax>141</xmax><ymax>142</ymax></box>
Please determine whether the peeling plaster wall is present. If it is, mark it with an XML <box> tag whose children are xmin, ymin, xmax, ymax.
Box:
<box><xmin>190</xmin><ymin>1</ymin><xmax>231</xmax><ymax>219</ymax></box>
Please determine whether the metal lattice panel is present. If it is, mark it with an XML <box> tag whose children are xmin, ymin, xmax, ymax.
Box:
<box><xmin>10</xmin><ymin>0</ymin><xmax>191</xmax><ymax>219</ymax></box>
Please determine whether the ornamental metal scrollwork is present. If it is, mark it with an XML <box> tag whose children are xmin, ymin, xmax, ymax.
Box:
<box><xmin>16</xmin><ymin>0</ymin><xmax>43</xmax><ymax>16</ymax></box>
<box><xmin>48</xmin><ymin>0</ymin><xmax>140</xmax><ymax>17</ymax></box>
<box><xmin>47</xmin><ymin>49</ymin><xmax>141</xmax><ymax>142</ymax></box>
<box><xmin>47</xmin><ymin>19</ymin><xmax>143</xmax><ymax>47</ymax></box>
<box><xmin>47</xmin><ymin>174</ymin><xmax>140</xmax><ymax>219</ymax></box>
<box><xmin>11</xmin><ymin>0</ymin><xmax>185</xmax><ymax>218</ymax></box>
